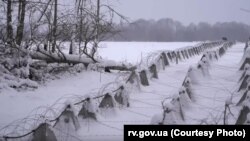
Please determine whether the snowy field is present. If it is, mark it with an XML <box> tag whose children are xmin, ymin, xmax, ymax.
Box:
<box><xmin>0</xmin><ymin>41</ymin><xmax>247</xmax><ymax>141</ymax></box>
<box><xmin>98</xmin><ymin>42</ymin><xmax>199</xmax><ymax>64</ymax></box>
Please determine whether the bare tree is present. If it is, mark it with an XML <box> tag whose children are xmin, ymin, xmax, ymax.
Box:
<box><xmin>6</xmin><ymin>0</ymin><xmax>14</xmax><ymax>44</ymax></box>
<box><xmin>51</xmin><ymin>0</ymin><xmax>57</xmax><ymax>53</ymax></box>
<box><xmin>2</xmin><ymin>0</ymin><xmax>127</xmax><ymax>65</ymax></box>
<box><xmin>16</xmin><ymin>0</ymin><xmax>26</xmax><ymax>46</ymax></box>
<box><xmin>91</xmin><ymin>0</ymin><xmax>100</xmax><ymax>57</ymax></box>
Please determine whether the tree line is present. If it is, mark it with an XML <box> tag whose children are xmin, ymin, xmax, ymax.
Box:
<box><xmin>109</xmin><ymin>18</ymin><xmax>250</xmax><ymax>42</ymax></box>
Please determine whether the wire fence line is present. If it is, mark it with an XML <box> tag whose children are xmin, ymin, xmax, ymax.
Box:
<box><xmin>156</xmin><ymin>41</ymin><xmax>243</xmax><ymax>125</ymax></box>
<box><xmin>1</xmin><ymin>40</ymin><xmax>232</xmax><ymax>140</ymax></box>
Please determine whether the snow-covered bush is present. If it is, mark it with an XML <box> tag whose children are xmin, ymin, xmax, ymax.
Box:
<box><xmin>0</xmin><ymin>44</ymin><xmax>38</xmax><ymax>91</ymax></box>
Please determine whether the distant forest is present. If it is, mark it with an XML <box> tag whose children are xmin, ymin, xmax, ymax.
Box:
<box><xmin>109</xmin><ymin>18</ymin><xmax>250</xmax><ymax>42</ymax></box>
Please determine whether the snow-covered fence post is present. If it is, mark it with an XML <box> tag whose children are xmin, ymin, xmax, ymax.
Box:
<box><xmin>171</xmin><ymin>52</ymin><xmax>177</xmax><ymax>63</ymax></box>
<box><xmin>244</xmin><ymin>41</ymin><xmax>249</xmax><ymax>52</ymax></box>
<box><xmin>236</xmin><ymin>106</ymin><xmax>250</xmax><ymax>125</ymax></box>
<box><xmin>197</xmin><ymin>61</ymin><xmax>206</xmax><ymax>76</ymax></box>
<box><xmin>240</xmin><ymin>58</ymin><xmax>250</xmax><ymax>70</ymax></box>
<box><xmin>184</xmin><ymin>50</ymin><xmax>189</xmax><ymax>59</ymax></box>
<box><xmin>99</xmin><ymin>93</ymin><xmax>115</xmax><ymax>108</ymax></box>
<box><xmin>151</xmin><ymin>99</ymin><xmax>185</xmax><ymax>125</ymax></box>
<box><xmin>177</xmin><ymin>51</ymin><xmax>182</xmax><ymax>61</ymax></box>
<box><xmin>178</xmin><ymin>87</ymin><xmax>192</xmax><ymax>109</ymax></box>
<box><xmin>223</xmin><ymin>99</ymin><xmax>233</xmax><ymax>125</ymax></box>
<box><xmin>54</xmin><ymin>104</ymin><xmax>80</xmax><ymax>131</ymax></box>
<box><xmin>188</xmin><ymin>49</ymin><xmax>192</xmax><ymax>57</ymax></box>
<box><xmin>192</xmin><ymin>48</ymin><xmax>195</xmax><ymax>56</ymax></box>
<box><xmin>197</xmin><ymin>47</ymin><xmax>201</xmax><ymax>54</ymax></box>
<box><xmin>197</xmin><ymin>47</ymin><xmax>200</xmax><ymax>54</ymax></box>
<box><xmin>171</xmin><ymin>94</ymin><xmax>185</xmax><ymax>121</ymax></box>
<box><xmin>238</xmin><ymin>74</ymin><xmax>250</xmax><ymax>92</ymax></box>
<box><xmin>139</xmin><ymin>70</ymin><xmax>149</xmax><ymax>86</ymax></box>
<box><xmin>200</xmin><ymin>54</ymin><xmax>206</xmax><ymax>61</ymax></box>
<box><xmin>161</xmin><ymin>52</ymin><xmax>169</xmax><ymax>66</ymax></box>
<box><xmin>193</xmin><ymin>48</ymin><xmax>196</xmax><ymax>55</ymax></box>
<box><xmin>201</xmin><ymin>46</ymin><xmax>205</xmax><ymax>52</ymax></box>
<box><xmin>208</xmin><ymin>52</ymin><xmax>213</xmax><ymax>60</ymax></box>
<box><xmin>189</xmin><ymin>49</ymin><xmax>193</xmax><ymax>56</ymax></box>
<box><xmin>149</xmin><ymin>64</ymin><xmax>158</xmax><ymax>79</ymax></box>
<box><xmin>192</xmin><ymin>48</ymin><xmax>196</xmax><ymax>55</ymax></box>
<box><xmin>114</xmin><ymin>86</ymin><xmax>130</xmax><ymax>107</ymax></box>
<box><xmin>182</xmin><ymin>77</ymin><xmax>193</xmax><ymax>100</ymax></box>
<box><xmin>193</xmin><ymin>48</ymin><xmax>197</xmax><ymax>55</ymax></box>
<box><xmin>160</xmin><ymin>102</ymin><xmax>177</xmax><ymax>125</ymax></box>
<box><xmin>219</xmin><ymin>47</ymin><xmax>225</xmax><ymax>56</ymax></box>
<box><xmin>239</xmin><ymin>64</ymin><xmax>250</xmax><ymax>82</ymax></box>
<box><xmin>78</xmin><ymin>97</ymin><xmax>97</xmax><ymax>120</ymax></box>
<box><xmin>32</xmin><ymin>123</ymin><xmax>57</xmax><ymax>141</ymax></box>
<box><xmin>214</xmin><ymin>51</ymin><xmax>218</xmax><ymax>60</ymax></box>
<box><xmin>127</xmin><ymin>71</ymin><xmax>139</xmax><ymax>84</ymax></box>
<box><xmin>126</xmin><ymin>70</ymin><xmax>141</xmax><ymax>90</ymax></box>
<box><xmin>181</xmin><ymin>51</ymin><xmax>185</xmax><ymax>60</ymax></box>
<box><xmin>173</xmin><ymin>51</ymin><xmax>179</xmax><ymax>64</ymax></box>
<box><xmin>167</xmin><ymin>52</ymin><xmax>172</xmax><ymax>62</ymax></box>
<box><xmin>237</xmin><ymin>87</ymin><xmax>250</xmax><ymax>106</ymax></box>
<box><xmin>200</xmin><ymin>46</ymin><xmax>203</xmax><ymax>53</ymax></box>
<box><xmin>196</xmin><ymin>47</ymin><xmax>199</xmax><ymax>55</ymax></box>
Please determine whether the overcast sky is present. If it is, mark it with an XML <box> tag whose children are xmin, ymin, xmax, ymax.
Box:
<box><xmin>109</xmin><ymin>0</ymin><xmax>250</xmax><ymax>25</ymax></box>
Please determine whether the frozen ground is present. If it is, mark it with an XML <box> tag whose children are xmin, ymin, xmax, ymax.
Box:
<box><xmin>98</xmin><ymin>42</ymin><xmax>199</xmax><ymax>64</ymax></box>
<box><xmin>0</xmin><ymin>42</ymin><xmax>245</xmax><ymax>141</ymax></box>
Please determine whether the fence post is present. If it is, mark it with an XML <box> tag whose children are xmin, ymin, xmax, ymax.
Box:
<box><xmin>139</xmin><ymin>70</ymin><xmax>149</xmax><ymax>86</ymax></box>
<box><xmin>149</xmin><ymin>64</ymin><xmax>158</xmax><ymax>79</ymax></box>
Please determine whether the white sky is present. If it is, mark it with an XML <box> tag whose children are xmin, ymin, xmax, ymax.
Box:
<box><xmin>109</xmin><ymin>0</ymin><xmax>250</xmax><ymax>25</ymax></box>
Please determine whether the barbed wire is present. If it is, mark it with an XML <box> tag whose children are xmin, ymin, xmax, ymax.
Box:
<box><xmin>1</xmin><ymin>41</ymin><xmax>238</xmax><ymax>140</ymax></box>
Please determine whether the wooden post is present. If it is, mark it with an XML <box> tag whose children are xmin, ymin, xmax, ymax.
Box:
<box><xmin>99</xmin><ymin>93</ymin><xmax>115</xmax><ymax>108</ymax></box>
<box><xmin>127</xmin><ymin>71</ymin><xmax>137</xmax><ymax>84</ymax></box>
<box><xmin>181</xmin><ymin>51</ymin><xmax>185</xmax><ymax>60</ymax></box>
<box><xmin>149</xmin><ymin>64</ymin><xmax>158</xmax><ymax>79</ymax></box>
<box><xmin>219</xmin><ymin>47</ymin><xmax>225</xmax><ymax>56</ymax></box>
<box><xmin>78</xmin><ymin>98</ymin><xmax>97</xmax><ymax>120</ymax></box>
<box><xmin>236</xmin><ymin>106</ymin><xmax>250</xmax><ymax>125</ymax></box>
<box><xmin>54</xmin><ymin>105</ymin><xmax>80</xmax><ymax>131</ymax></box>
<box><xmin>176</xmin><ymin>55</ymin><xmax>179</xmax><ymax>64</ymax></box>
<box><xmin>238</xmin><ymin>75</ymin><xmax>249</xmax><ymax>92</ymax></box>
<box><xmin>214</xmin><ymin>52</ymin><xmax>218</xmax><ymax>60</ymax></box>
<box><xmin>161</xmin><ymin>52</ymin><xmax>169</xmax><ymax>66</ymax></box>
<box><xmin>177</xmin><ymin>51</ymin><xmax>182</xmax><ymax>60</ymax></box>
<box><xmin>237</xmin><ymin>89</ymin><xmax>249</xmax><ymax>106</ymax></box>
<box><xmin>32</xmin><ymin>123</ymin><xmax>57</xmax><ymax>141</ymax></box>
<box><xmin>167</xmin><ymin>52</ymin><xmax>172</xmax><ymax>62</ymax></box>
<box><xmin>188</xmin><ymin>49</ymin><xmax>192</xmax><ymax>57</ymax></box>
<box><xmin>240</xmin><ymin>58</ymin><xmax>250</xmax><ymax>70</ymax></box>
<box><xmin>184</xmin><ymin>50</ymin><xmax>189</xmax><ymax>59</ymax></box>
<box><xmin>139</xmin><ymin>70</ymin><xmax>149</xmax><ymax>86</ymax></box>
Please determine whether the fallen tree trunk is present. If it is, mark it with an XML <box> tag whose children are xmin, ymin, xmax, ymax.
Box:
<box><xmin>30</xmin><ymin>50</ymin><xmax>94</xmax><ymax>65</ymax></box>
<box><xmin>103</xmin><ymin>66</ymin><xmax>136</xmax><ymax>72</ymax></box>
<box><xmin>30</xmin><ymin>50</ymin><xmax>136</xmax><ymax>71</ymax></box>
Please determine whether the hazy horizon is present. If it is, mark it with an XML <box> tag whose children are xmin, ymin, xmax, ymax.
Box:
<box><xmin>109</xmin><ymin>0</ymin><xmax>250</xmax><ymax>26</ymax></box>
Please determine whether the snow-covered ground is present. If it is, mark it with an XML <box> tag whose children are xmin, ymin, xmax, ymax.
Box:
<box><xmin>0</xmin><ymin>42</ymin><xmax>245</xmax><ymax>141</ymax></box>
<box><xmin>98</xmin><ymin>42</ymin><xmax>199</xmax><ymax>64</ymax></box>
